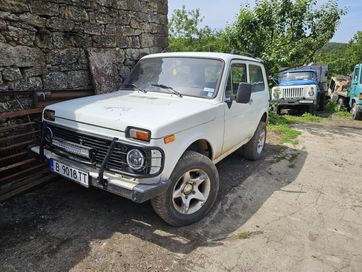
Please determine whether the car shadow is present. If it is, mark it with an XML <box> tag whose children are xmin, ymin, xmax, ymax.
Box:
<box><xmin>0</xmin><ymin>142</ymin><xmax>307</xmax><ymax>271</ymax></box>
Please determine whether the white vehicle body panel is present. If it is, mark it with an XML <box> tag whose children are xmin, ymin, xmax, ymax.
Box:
<box><xmin>39</xmin><ymin>52</ymin><xmax>269</xmax><ymax>198</ymax></box>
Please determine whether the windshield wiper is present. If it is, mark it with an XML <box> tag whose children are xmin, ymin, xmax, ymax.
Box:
<box><xmin>124</xmin><ymin>83</ymin><xmax>147</xmax><ymax>93</ymax></box>
<box><xmin>151</xmin><ymin>84</ymin><xmax>183</xmax><ymax>97</ymax></box>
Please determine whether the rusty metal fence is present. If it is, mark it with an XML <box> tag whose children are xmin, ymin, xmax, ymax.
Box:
<box><xmin>0</xmin><ymin>89</ymin><xmax>92</xmax><ymax>201</ymax></box>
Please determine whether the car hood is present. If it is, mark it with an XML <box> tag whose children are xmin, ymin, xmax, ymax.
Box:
<box><xmin>279</xmin><ymin>80</ymin><xmax>318</xmax><ymax>86</ymax></box>
<box><xmin>46</xmin><ymin>91</ymin><xmax>218</xmax><ymax>139</ymax></box>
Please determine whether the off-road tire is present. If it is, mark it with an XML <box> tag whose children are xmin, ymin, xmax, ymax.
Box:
<box><xmin>242</xmin><ymin>121</ymin><xmax>267</xmax><ymax>161</ymax></box>
<box><xmin>351</xmin><ymin>102</ymin><xmax>362</xmax><ymax>120</ymax></box>
<box><xmin>151</xmin><ymin>151</ymin><xmax>219</xmax><ymax>226</ymax></box>
<box><xmin>309</xmin><ymin>104</ymin><xmax>317</xmax><ymax>114</ymax></box>
<box><xmin>318</xmin><ymin>93</ymin><xmax>325</xmax><ymax>111</ymax></box>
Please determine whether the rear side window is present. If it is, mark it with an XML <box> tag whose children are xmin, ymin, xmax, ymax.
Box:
<box><xmin>249</xmin><ymin>65</ymin><xmax>265</xmax><ymax>92</ymax></box>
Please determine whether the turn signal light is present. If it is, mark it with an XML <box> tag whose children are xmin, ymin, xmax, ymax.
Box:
<box><xmin>126</xmin><ymin>127</ymin><xmax>150</xmax><ymax>142</ymax></box>
<box><xmin>359</xmin><ymin>93</ymin><xmax>362</xmax><ymax>100</ymax></box>
<box><xmin>164</xmin><ymin>134</ymin><xmax>175</xmax><ymax>144</ymax></box>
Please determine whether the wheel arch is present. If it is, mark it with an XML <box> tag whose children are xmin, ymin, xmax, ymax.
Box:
<box><xmin>184</xmin><ymin>139</ymin><xmax>213</xmax><ymax>160</ymax></box>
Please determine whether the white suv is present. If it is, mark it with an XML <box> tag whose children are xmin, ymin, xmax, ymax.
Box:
<box><xmin>32</xmin><ymin>52</ymin><xmax>269</xmax><ymax>226</ymax></box>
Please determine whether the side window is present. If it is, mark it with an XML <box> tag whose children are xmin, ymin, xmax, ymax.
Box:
<box><xmin>225</xmin><ymin>63</ymin><xmax>247</xmax><ymax>97</ymax></box>
<box><xmin>353</xmin><ymin>67</ymin><xmax>359</xmax><ymax>82</ymax></box>
<box><xmin>249</xmin><ymin>65</ymin><xmax>265</xmax><ymax>92</ymax></box>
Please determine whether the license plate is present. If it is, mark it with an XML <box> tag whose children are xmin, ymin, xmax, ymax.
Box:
<box><xmin>299</xmin><ymin>100</ymin><xmax>314</xmax><ymax>104</ymax></box>
<box><xmin>50</xmin><ymin>159</ymin><xmax>89</xmax><ymax>187</ymax></box>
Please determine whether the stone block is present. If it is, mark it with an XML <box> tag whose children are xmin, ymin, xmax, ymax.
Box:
<box><xmin>19</xmin><ymin>13</ymin><xmax>46</xmax><ymax>28</ymax></box>
<box><xmin>46</xmin><ymin>48</ymin><xmax>80</xmax><ymax>65</ymax></box>
<box><xmin>0</xmin><ymin>43</ymin><xmax>44</xmax><ymax>67</ymax></box>
<box><xmin>32</xmin><ymin>1</ymin><xmax>59</xmax><ymax>16</ymax></box>
<box><xmin>92</xmin><ymin>35</ymin><xmax>116</xmax><ymax>48</ymax></box>
<box><xmin>43</xmin><ymin>72</ymin><xmax>67</xmax><ymax>90</ymax></box>
<box><xmin>67</xmin><ymin>70</ymin><xmax>91</xmax><ymax>89</ymax></box>
<box><xmin>47</xmin><ymin>17</ymin><xmax>74</xmax><ymax>32</ymax></box>
<box><xmin>7</xmin><ymin>25</ymin><xmax>36</xmax><ymax>46</ymax></box>
<box><xmin>67</xmin><ymin>6</ymin><xmax>89</xmax><ymax>22</ymax></box>
<box><xmin>0</xmin><ymin>18</ymin><xmax>6</xmax><ymax>30</ymax></box>
<box><xmin>141</xmin><ymin>33</ymin><xmax>154</xmax><ymax>47</ymax></box>
<box><xmin>0</xmin><ymin>0</ymin><xmax>29</xmax><ymax>13</ymax></box>
<box><xmin>2</xmin><ymin>67</ymin><xmax>22</xmax><ymax>81</ymax></box>
<box><xmin>15</xmin><ymin>76</ymin><xmax>42</xmax><ymax>90</ymax></box>
<box><xmin>84</xmin><ymin>23</ymin><xmax>103</xmax><ymax>35</ymax></box>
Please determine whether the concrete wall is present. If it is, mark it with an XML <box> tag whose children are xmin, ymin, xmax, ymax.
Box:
<box><xmin>0</xmin><ymin>0</ymin><xmax>168</xmax><ymax>93</ymax></box>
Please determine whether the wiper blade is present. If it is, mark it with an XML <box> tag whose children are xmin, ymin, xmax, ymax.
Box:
<box><xmin>124</xmin><ymin>83</ymin><xmax>147</xmax><ymax>93</ymax></box>
<box><xmin>151</xmin><ymin>84</ymin><xmax>183</xmax><ymax>97</ymax></box>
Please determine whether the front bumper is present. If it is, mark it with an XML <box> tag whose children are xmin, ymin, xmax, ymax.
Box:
<box><xmin>31</xmin><ymin>146</ymin><xmax>171</xmax><ymax>203</ymax></box>
<box><xmin>271</xmin><ymin>98</ymin><xmax>315</xmax><ymax>106</ymax></box>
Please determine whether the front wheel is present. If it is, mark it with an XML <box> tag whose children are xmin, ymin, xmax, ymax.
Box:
<box><xmin>151</xmin><ymin>151</ymin><xmax>219</xmax><ymax>226</ymax></box>
<box><xmin>351</xmin><ymin>102</ymin><xmax>362</xmax><ymax>120</ymax></box>
<box><xmin>242</xmin><ymin>121</ymin><xmax>267</xmax><ymax>161</ymax></box>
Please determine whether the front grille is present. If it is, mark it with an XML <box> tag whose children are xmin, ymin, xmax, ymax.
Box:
<box><xmin>46</xmin><ymin>124</ymin><xmax>163</xmax><ymax>177</ymax></box>
<box><xmin>282</xmin><ymin>87</ymin><xmax>304</xmax><ymax>98</ymax></box>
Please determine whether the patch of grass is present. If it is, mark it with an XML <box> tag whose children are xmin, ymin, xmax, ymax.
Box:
<box><xmin>325</xmin><ymin>101</ymin><xmax>352</xmax><ymax>119</ymax></box>
<box><xmin>269</xmin><ymin>123</ymin><xmax>302</xmax><ymax>145</ymax></box>
<box><xmin>268</xmin><ymin>111</ymin><xmax>321</xmax><ymax>145</ymax></box>
<box><xmin>238</xmin><ymin>230</ymin><xmax>263</xmax><ymax>239</ymax></box>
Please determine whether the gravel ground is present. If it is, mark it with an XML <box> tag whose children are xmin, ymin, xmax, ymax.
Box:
<box><xmin>1</xmin><ymin>118</ymin><xmax>362</xmax><ymax>272</ymax></box>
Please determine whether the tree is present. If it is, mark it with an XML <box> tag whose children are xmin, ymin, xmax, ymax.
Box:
<box><xmin>316</xmin><ymin>31</ymin><xmax>362</xmax><ymax>76</ymax></box>
<box><xmin>168</xmin><ymin>6</ymin><xmax>222</xmax><ymax>52</ymax></box>
<box><xmin>223</xmin><ymin>0</ymin><xmax>346</xmax><ymax>75</ymax></box>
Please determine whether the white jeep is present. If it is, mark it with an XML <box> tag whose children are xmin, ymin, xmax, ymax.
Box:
<box><xmin>32</xmin><ymin>52</ymin><xmax>269</xmax><ymax>226</ymax></box>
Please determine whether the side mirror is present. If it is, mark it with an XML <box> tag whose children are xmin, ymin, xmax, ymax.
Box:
<box><xmin>235</xmin><ymin>83</ymin><xmax>252</xmax><ymax>103</ymax></box>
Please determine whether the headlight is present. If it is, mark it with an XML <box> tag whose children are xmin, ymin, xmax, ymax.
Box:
<box><xmin>272</xmin><ymin>88</ymin><xmax>280</xmax><ymax>99</ymax></box>
<box><xmin>308</xmin><ymin>87</ymin><xmax>315</xmax><ymax>97</ymax></box>
<box><xmin>44</xmin><ymin>109</ymin><xmax>55</xmax><ymax>121</ymax></box>
<box><xmin>45</xmin><ymin>127</ymin><xmax>53</xmax><ymax>142</ymax></box>
<box><xmin>126</xmin><ymin>149</ymin><xmax>145</xmax><ymax>170</ymax></box>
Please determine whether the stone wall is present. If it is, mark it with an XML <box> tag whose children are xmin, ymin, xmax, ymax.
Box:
<box><xmin>0</xmin><ymin>0</ymin><xmax>168</xmax><ymax>93</ymax></box>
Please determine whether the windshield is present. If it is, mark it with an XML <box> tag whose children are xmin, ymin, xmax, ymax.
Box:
<box><xmin>124</xmin><ymin>57</ymin><xmax>224</xmax><ymax>98</ymax></box>
<box><xmin>279</xmin><ymin>71</ymin><xmax>317</xmax><ymax>82</ymax></box>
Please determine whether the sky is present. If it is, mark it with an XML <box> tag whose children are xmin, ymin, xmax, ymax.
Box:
<box><xmin>168</xmin><ymin>0</ymin><xmax>362</xmax><ymax>43</ymax></box>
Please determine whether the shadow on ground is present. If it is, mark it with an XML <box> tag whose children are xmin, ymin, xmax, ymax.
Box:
<box><xmin>0</xmin><ymin>143</ymin><xmax>307</xmax><ymax>272</ymax></box>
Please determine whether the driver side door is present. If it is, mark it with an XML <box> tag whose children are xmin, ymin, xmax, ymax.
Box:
<box><xmin>222</xmin><ymin>61</ymin><xmax>252</xmax><ymax>153</ymax></box>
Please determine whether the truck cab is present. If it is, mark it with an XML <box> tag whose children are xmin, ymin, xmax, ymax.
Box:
<box><xmin>349</xmin><ymin>64</ymin><xmax>362</xmax><ymax>120</ymax></box>
<box><xmin>271</xmin><ymin>65</ymin><xmax>328</xmax><ymax>114</ymax></box>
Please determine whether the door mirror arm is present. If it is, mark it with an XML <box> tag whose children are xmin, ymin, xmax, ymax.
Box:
<box><xmin>225</xmin><ymin>96</ymin><xmax>233</xmax><ymax>109</ymax></box>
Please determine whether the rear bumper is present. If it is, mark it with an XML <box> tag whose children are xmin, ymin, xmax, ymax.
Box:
<box><xmin>271</xmin><ymin>98</ymin><xmax>315</xmax><ymax>106</ymax></box>
<box><xmin>30</xmin><ymin>146</ymin><xmax>170</xmax><ymax>203</ymax></box>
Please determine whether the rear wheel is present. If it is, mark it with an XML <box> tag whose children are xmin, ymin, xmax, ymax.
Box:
<box><xmin>151</xmin><ymin>151</ymin><xmax>219</xmax><ymax>226</ymax></box>
<box><xmin>242</xmin><ymin>121</ymin><xmax>266</xmax><ymax>161</ymax></box>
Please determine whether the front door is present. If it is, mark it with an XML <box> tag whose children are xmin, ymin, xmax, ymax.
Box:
<box><xmin>222</xmin><ymin>61</ymin><xmax>252</xmax><ymax>153</ymax></box>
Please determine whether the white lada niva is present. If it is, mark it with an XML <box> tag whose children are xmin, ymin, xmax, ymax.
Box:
<box><xmin>32</xmin><ymin>52</ymin><xmax>269</xmax><ymax>226</ymax></box>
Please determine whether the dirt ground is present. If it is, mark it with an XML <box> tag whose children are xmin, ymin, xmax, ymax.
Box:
<box><xmin>1</xmin><ymin>117</ymin><xmax>362</xmax><ymax>272</ymax></box>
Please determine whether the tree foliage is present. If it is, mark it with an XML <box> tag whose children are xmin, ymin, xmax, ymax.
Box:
<box><xmin>316</xmin><ymin>31</ymin><xmax>362</xmax><ymax>76</ymax></box>
<box><xmin>168</xmin><ymin>0</ymin><xmax>346</xmax><ymax>76</ymax></box>
<box><xmin>168</xmin><ymin>5</ymin><xmax>223</xmax><ymax>52</ymax></box>
<box><xmin>224</xmin><ymin>0</ymin><xmax>346</xmax><ymax>74</ymax></box>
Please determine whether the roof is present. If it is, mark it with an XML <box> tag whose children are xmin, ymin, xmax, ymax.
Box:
<box><xmin>142</xmin><ymin>52</ymin><xmax>263</xmax><ymax>63</ymax></box>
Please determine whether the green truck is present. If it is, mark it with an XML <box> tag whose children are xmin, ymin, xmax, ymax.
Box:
<box><xmin>349</xmin><ymin>64</ymin><xmax>362</xmax><ymax>120</ymax></box>
<box><xmin>327</xmin><ymin>64</ymin><xmax>362</xmax><ymax>120</ymax></box>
